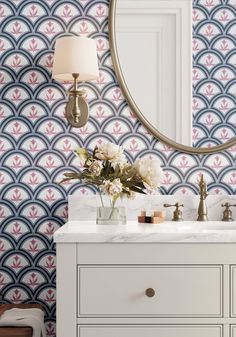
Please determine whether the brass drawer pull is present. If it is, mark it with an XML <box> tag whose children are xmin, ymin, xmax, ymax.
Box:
<box><xmin>145</xmin><ymin>288</ymin><xmax>155</xmax><ymax>298</ymax></box>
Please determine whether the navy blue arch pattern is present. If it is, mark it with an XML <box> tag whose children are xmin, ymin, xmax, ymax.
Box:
<box><xmin>0</xmin><ymin>1</ymin><xmax>236</xmax><ymax>336</ymax></box>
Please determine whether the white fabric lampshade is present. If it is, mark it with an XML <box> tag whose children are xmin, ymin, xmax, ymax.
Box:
<box><xmin>52</xmin><ymin>36</ymin><xmax>99</xmax><ymax>81</ymax></box>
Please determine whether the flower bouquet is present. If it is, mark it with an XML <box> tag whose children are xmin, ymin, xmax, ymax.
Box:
<box><xmin>60</xmin><ymin>141</ymin><xmax>163</xmax><ymax>224</ymax></box>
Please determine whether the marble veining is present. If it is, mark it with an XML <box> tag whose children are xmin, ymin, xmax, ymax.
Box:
<box><xmin>68</xmin><ymin>194</ymin><xmax>236</xmax><ymax>222</ymax></box>
<box><xmin>54</xmin><ymin>220</ymin><xmax>236</xmax><ymax>243</ymax></box>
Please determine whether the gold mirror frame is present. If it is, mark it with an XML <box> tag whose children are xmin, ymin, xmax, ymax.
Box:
<box><xmin>109</xmin><ymin>0</ymin><xmax>236</xmax><ymax>155</ymax></box>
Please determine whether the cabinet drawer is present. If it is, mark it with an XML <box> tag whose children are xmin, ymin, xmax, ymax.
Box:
<box><xmin>78</xmin><ymin>265</ymin><xmax>222</xmax><ymax>317</ymax></box>
<box><xmin>78</xmin><ymin>325</ymin><xmax>222</xmax><ymax>337</ymax></box>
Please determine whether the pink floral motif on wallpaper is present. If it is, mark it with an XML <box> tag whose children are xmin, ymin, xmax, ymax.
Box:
<box><xmin>0</xmin><ymin>1</ymin><xmax>236</xmax><ymax>336</ymax></box>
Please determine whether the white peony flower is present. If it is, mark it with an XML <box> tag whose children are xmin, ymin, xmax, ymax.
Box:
<box><xmin>89</xmin><ymin>160</ymin><xmax>103</xmax><ymax>176</ymax></box>
<box><xmin>102</xmin><ymin>178</ymin><xmax>123</xmax><ymax>196</ymax></box>
<box><xmin>135</xmin><ymin>157</ymin><xmax>163</xmax><ymax>191</ymax></box>
<box><xmin>95</xmin><ymin>142</ymin><xmax>127</xmax><ymax>168</ymax></box>
<box><xmin>109</xmin><ymin>152</ymin><xmax>127</xmax><ymax>169</ymax></box>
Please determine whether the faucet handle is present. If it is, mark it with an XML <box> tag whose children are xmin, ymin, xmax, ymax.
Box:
<box><xmin>221</xmin><ymin>203</ymin><xmax>236</xmax><ymax>222</ymax></box>
<box><xmin>163</xmin><ymin>203</ymin><xmax>184</xmax><ymax>222</ymax></box>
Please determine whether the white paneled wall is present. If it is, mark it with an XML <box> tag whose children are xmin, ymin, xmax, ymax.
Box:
<box><xmin>116</xmin><ymin>0</ymin><xmax>192</xmax><ymax>145</ymax></box>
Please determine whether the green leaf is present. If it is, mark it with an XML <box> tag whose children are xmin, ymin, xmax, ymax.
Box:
<box><xmin>114</xmin><ymin>165</ymin><xmax>120</xmax><ymax>176</ymax></box>
<box><xmin>63</xmin><ymin>172</ymin><xmax>81</xmax><ymax>178</ymax></box>
<box><xmin>93</xmin><ymin>146</ymin><xmax>98</xmax><ymax>158</ymax></box>
<box><xmin>58</xmin><ymin>176</ymin><xmax>79</xmax><ymax>184</ymax></box>
<box><xmin>74</xmin><ymin>148</ymin><xmax>89</xmax><ymax>160</ymax></box>
<box><xmin>129</xmin><ymin>186</ymin><xmax>147</xmax><ymax>194</ymax></box>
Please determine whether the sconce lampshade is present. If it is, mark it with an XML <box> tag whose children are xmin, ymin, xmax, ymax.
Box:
<box><xmin>52</xmin><ymin>36</ymin><xmax>99</xmax><ymax>82</ymax></box>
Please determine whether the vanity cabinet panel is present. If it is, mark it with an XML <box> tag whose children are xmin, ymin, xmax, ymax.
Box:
<box><xmin>78</xmin><ymin>266</ymin><xmax>222</xmax><ymax>317</ymax></box>
<box><xmin>231</xmin><ymin>325</ymin><xmax>236</xmax><ymax>336</ymax></box>
<box><xmin>78</xmin><ymin>325</ymin><xmax>223</xmax><ymax>337</ymax></box>
<box><xmin>231</xmin><ymin>266</ymin><xmax>236</xmax><ymax>317</ymax></box>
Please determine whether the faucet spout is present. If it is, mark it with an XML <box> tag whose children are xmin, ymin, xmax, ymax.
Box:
<box><xmin>197</xmin><ymin>174</ymin><xmax>208</xmax><ymax>221</ymax></box>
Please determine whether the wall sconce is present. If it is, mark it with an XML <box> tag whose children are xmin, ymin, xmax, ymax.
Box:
<box><xmin>52</xmin><ymin>36</ymin><xmax>99</xmax><ymax>128</ymax></box>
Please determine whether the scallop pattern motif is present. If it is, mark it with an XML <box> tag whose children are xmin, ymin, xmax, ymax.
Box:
<box><xmin>0</xmin><ymin>1</ymin><xmax>236</xmax><ymax>336</ymax></box>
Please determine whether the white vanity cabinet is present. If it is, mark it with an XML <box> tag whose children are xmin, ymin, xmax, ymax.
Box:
<box><xmin>78</xmin><ymin>325</ymin><xmax>222</xmax><ymax>337</ymax></box>
<box><xmin>54</xmin><ymin>221</ymin><xmax>236</xmax><ymax>337</ymax></box>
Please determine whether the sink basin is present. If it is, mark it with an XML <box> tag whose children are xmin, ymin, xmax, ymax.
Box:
<box><xmin>164</xmin><ymin>221</ymin><xmax>236</xmax><ymax>232</ymax></box>
<box><xmin>203</xmin><ymin>224</ymin><xmax>236</xmax><ymax>231</ymax></box>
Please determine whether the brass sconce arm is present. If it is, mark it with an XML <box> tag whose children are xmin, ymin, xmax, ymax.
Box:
<box><xmin>65</xmin><ymin>73</ymin><xmax>89</xmax><ymax>128</ymax></box>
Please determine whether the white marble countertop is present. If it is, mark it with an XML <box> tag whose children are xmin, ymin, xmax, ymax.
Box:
<box><xmin>54</xmin><ymin>221</ymin><xmax>236</xmax><ymax>243</ymax></box>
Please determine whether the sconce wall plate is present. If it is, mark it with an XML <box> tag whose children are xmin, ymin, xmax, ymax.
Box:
<box><xmin>65</xmin><ymin>94</ymin><xmax>89</xmax><ymax>128</ymax></box>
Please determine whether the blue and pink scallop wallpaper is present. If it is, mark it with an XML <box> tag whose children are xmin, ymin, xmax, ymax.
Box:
<box><xmin>0</xmin><ymin>0</ymin><xmax>236</xmax><ymax>335</ymax></box>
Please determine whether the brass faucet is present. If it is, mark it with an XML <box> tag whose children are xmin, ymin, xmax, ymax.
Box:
<box><xmin>164</xmin><ymin>203</ymin><xmax>184</xmax><ymax>221</ymax></box>
<box><xmin>221</xmin><ymin>203</ymin><xmax>236</xmax><ymax>222</ymax></box>
<box><xmin>197</xmin><ymin>174</ymin><xmax>208</xmax><ymax>221</ymax></box>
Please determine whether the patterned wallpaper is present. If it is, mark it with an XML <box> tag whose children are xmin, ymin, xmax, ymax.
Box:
<box><xmin>193</xmin><ymin>0</ymin><xmax>236</xmax><ymax>147</ymax></box>
<box><xmin>0</xmin><ymin>0</ymin><xmax>235</xmax><ymax>335</ymax></box>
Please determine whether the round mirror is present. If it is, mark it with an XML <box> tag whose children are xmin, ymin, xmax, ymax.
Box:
<box><xmin>109</xmin><ymin>0</ymin><xmax>236</xmax><ymax>154</ymax></box>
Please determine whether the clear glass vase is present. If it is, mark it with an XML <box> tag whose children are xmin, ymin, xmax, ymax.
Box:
<box><xmin>96</xmin><ymin>206</ymin><xmax>126</xmax><ymax>225</ymax></box>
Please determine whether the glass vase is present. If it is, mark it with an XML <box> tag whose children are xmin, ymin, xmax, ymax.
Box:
<box><xmin>96</xmin><ymin>206</ymin><xmax>126</xmax><ymax>225</ymax></box>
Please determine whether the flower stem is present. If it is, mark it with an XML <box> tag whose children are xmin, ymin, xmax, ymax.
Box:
<box><xmin>99</xmin><ymin>190</ymin><xmax>104</xmax><ymax>207</ymax></box>
<box><xmin>109</xmin><ymin>204</ymin><xmax>115</xmax><ymax>219</ymax></box>
<box><xmin>109</xmin><ymin>198</ymin><xmax>116</xmax><ymax>219</ymax></box>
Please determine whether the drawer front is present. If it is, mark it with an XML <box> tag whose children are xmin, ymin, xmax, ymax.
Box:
<box><xmin>78</xmin><ymin>325</ymin><xmax>222</xmax><ymax>337</ymax></box>
<box><xmin>78</xmin><ymin>265</ymin><xmax>222</xmax><ymax>317</ymax></box>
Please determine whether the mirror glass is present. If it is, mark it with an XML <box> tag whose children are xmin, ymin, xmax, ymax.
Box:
<box><xmin>113</xmin><ymin>0</ymin><xmax>236</xmax><ymax>151</ymax></box>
